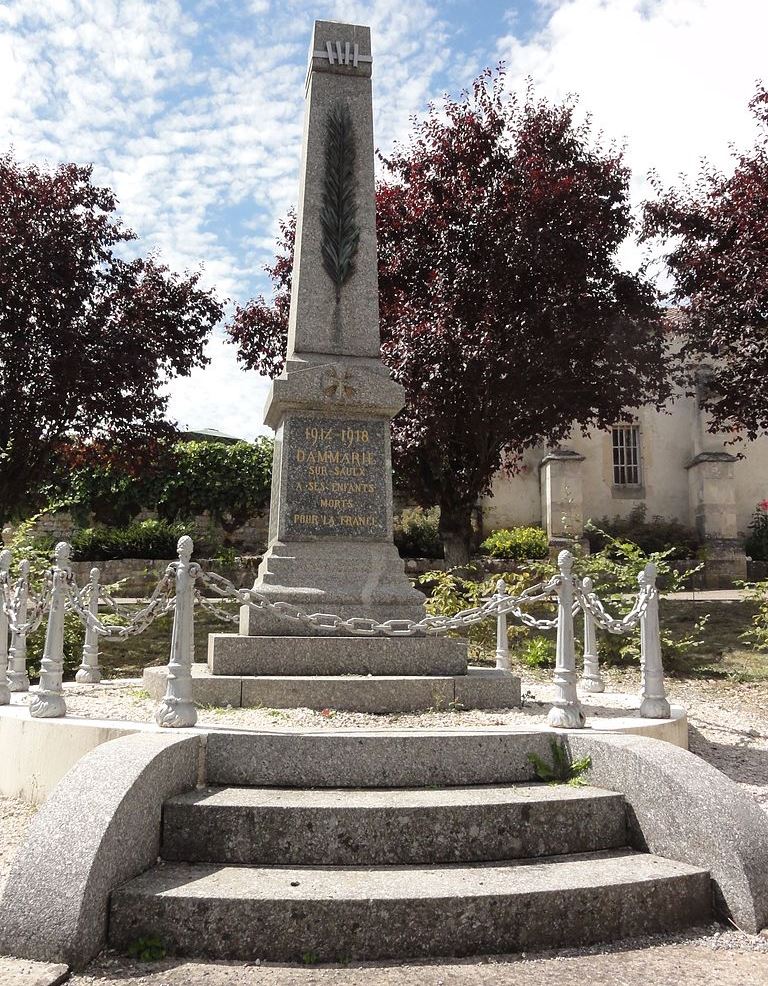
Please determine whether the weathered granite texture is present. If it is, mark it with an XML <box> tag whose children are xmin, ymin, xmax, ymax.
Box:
<box><xmin>204</xmin><ymin>729</ymin><xmax>555</xmax><ymax>788</ymax></box>
<box><xmin>0</xmin><ymin>732</ymin><xmax>200</xmax><ymax>968</ymax></box>
<box><xmin>285</xmin><ymin>20</ymin><xmax>378</xmax><ymax>361</ymax></box>
<box><xmin>144</xmin><ymin>663</ymin><xmax>520</xmax><ymax>714</ymax></box>
<box><xmin>208</xmin><ymin>634</ymin><xmax>468</xmax><ymax>676</ymax></box>
<box><xmin>161</xmin><ymin>783</ymin><xmax>626</xmax><ymax>865</ymax></box>
<box><xmin>108</xmin><ymin>851</ymin><xmax>710</xmax><ymax>961</ymax></box>
<box><xmin>244</xmin><ymin>20</ymin><xmax>428</xmax><ymax>641</ymax></box>
<box><xmin>565</xmin><ymin>732</ymin><xmax>768</xmax><ymax>934</ymax></box>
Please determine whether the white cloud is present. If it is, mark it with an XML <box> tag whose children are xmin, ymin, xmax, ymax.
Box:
<box><xmin>496</xmin><ymin>0</ymin><xmax>768</xmax><ymax>269</ymax></box>
<box><xmin>6</xmin><ymin>0</ymin><xmax>763</xmax><ymax>440</ymax></box>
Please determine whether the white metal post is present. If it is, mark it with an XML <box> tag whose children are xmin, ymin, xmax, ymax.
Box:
<box><xmin>494</xmin><ymin>578</ymin><xmax>510</xmax><ymax>671</ymax></box>
<box><xmin>639</xmin><ymin>562</ymin><xmax>671</xmax><ymax>719</ymax></box>
<box><xmin>8</xmin><ymin>558</ymin><xmax>30</xmax><ymax>692</ymax></box>
<box><xmin>76</xmin><ymin>567</ymin><xmax>102</xmax><ymax>684</ymax></box>
<box><xmin>30</xmin><ymin>542</ymin><xmax>70</xmax><ymax>719</ymax></box>
<box><xmin>156</xmin><ymin>536</ymin><xmax>198</xmax><ymax>728</ymax></box>
<box><xmin>548</xmin><ymin>550</ymin><xmax>585</xmax><ymax>728</ymax></box>
<box><xmin>0</xmin><ymin>550</ymin><xmax>10</xmax><ymax>705</ymax></box>
<box><xmin>579</xmin><ymin>576</ymin><xmax>605</xmax><ymax>693</ymax></box>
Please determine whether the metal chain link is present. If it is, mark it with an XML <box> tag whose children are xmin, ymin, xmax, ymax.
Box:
<box><xmin>0</xmin><ymin>570</ymin><xmax>53</xmax><ymax>635</ymax></box>
<box><xmin>194</xmin><ymin>589</ymin><xmax>239</xmax><ymax>623</ymax></box>
<box><xmin>575</xmin><ymin>582</ymin><xmax>653</xmax><ymax>634</ymax></box>
<box><xmin>196</xmin><ymin>569</ymin><xmax>565</xmax><ymax>636</ymax></box>
<box><xmin>65</xmin><ymin>568</ymin><xmax>177</xmax><ymax>638</ymax></box>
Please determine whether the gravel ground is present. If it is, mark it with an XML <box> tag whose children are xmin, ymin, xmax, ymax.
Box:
<box><xmin>3</xmin><ymin>671</ymin><xmax>768</xmax><ymax>984</ymax></box>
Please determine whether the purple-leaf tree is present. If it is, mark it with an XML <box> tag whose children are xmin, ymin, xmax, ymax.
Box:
<box><xmin>642</xmin><ymin>83</ymin><xmax>768</xmax><ymax>441</ymax></box>
<box><xmin>0</xmin><ymin>153</ymin><xmax>224</xmax><ymax>519</ymax></box>
<box><xmin>230</xmin><ymin>72</ymin><xmax>669</xmax><ymax>563</ymax></box>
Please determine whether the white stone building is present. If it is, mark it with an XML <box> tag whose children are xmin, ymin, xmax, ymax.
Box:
<box><xmin>481</xmin><ymin>389</ymin><xmax>768</xmax><ymax>585</ymax></box>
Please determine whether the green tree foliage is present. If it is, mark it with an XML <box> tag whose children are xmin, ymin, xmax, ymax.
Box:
<box><xmin>0</xmin><ymin>152</ymin><xmax>223</xmax><ymax>520</ymax></box>
<box><xmin>480</xmin><ymin>527</ymin><xmax>549</xmax><ymax>560</ymax></box>
<box><xmin>228</xmin><ymin>72</ymin><xmax>670</xmax><ymax>565</ymax></box>
<box><xmin>45</xmin><ymin>439</ymin><xmax>273</xmax><ymax>531</ymax></box>
<box><xmin>641</xmin><ymin>84</ymin><xmax>768</xmax><ymax>440</ymax></box>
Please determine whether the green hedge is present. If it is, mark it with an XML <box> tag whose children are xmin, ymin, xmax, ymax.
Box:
<box><xmin>67</xmin><ymin>519</ymin><xmax>215</xmax><ymax>561</ymax></box>
<box><xmin>45</xmin><ymin>438</ymin><xmax>273</xmax><ymax>530</ymax></box>
<box><xmin>479</xmin><ymin>526</ymin><xmax>549</xmax><ymax>560</ymax></box>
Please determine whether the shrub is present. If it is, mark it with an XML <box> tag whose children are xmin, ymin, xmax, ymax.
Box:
<box><xmin>415</xmin><ymin>567</ymin><xmax>552</xmax><ymax>656</ymax></box>
<box><xmin>585</xmin><ymin>504</ymin><xmax>701</xmax><ymax>560</ymax></box>
<box><xmin>745</xmin><ymin>501</ymin><xmax>768</xmax><ymax>561</ymax></box>
<box><xmin>480</xmin><ymin>527</ymin><xmax>549</xmax><ymax>560</ymax></box>
<box><xmin>394</xmin><ymin>506</ymin><xmax>443</xmax><ymax>558</ymax></box>
<box><xmin>517</xmin><ymin>635</ymin><xmax>556</xmax><ymax>668</ymax></box>
<box><xmin>42</xmin><ymin>438</ymin><xmax>273</xmax><ymax>530</ymax></box>
<box><xmin>69</xmin><ymin>519</ymin><xmax>212</xmax><ymax>561</ymax></box>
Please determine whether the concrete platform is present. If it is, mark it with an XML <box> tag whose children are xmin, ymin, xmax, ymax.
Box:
<box><xmin>207</xmin><ymin>632</ymin><xmax>468</xmax><ymax>676</ymax></box>
<box><xmin>109</xmin><ymin>850</ymin><xmax>711</xmax><ymax>962</ymax></box>
<box><xmin>161</xmin><ymin>783</ymin><xmax>627</xmax><ymax>865</ymax></box>
<box><xmin>143</xmin><ymin>664</ymin><xmax>522</xmax><ymax>714</ymax></box>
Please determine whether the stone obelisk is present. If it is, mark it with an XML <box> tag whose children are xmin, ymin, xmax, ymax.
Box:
<box><xmin>209</xmin><ymin>18</ymin><xmax>466</xmax><ymax>676</ymax></box>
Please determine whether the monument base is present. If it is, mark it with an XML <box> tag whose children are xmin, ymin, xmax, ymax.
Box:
<box><xmin>144</xmin><ymin>663</ymin><xmax>522</xmax><ymax>714</ymax></box>
<box><xmin>239</xmin><ymin>540</ymin><xmax>427</xmax><ymax>636</ymax></box>
<box><xmin>208</xmin><ymin>634</ymin><xmax>468</xmax><ymax>677</ymax></box>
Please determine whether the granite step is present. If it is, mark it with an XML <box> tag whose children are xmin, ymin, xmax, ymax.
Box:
<box><xmin>161</xmin><ymin>783</ymin><xmax>627</xmax><ymax>865</ymax></box>
<box><xmin>143</xmin><ymin>663</ymin><xmax>521</xmax><ymax>714</ymax></box>
<box><xmin>203</xmin><ymin>728</ymin><xmax>555</xmax><ymax>788</ymax></box>
<box><xmin>208</xmin><ymin>633</ymin><xmax>468</xmax><ymax>677</ymax></box>
<box><xmin>109</xmin><ymin>849</ymin><xmax>712</xmax><ymax>961</ymax></box>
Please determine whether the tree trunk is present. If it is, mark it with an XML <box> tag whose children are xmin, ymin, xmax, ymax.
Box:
<box><xmin>438</xmin><ymin>501</ymin><xmax>474</xmax><ymax>568</ymax></box>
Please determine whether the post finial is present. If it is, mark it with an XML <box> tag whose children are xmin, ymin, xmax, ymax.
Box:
<box><xmin>54</xmin><ymin>542</ymin><xmax>71</xmax><ymax>566</ymax></box>
<box><xmin>639</xmin><ymin>561</ymin><xmax>657</xmax><ymax>587</ymax></box>
<box><xmin>557</xmin><ymin>549</ymin><xmax>574</xmax><ymax>575</ymax></box>
<box><xmin>177</xmin><ymin>535</ymin><xmax>194</xmax><ymax>563</ymax></box>
<box><xmin>583</xmin><ymin>575</ymin><xmax>593</xmax><ymax>592</ymax></box>
<box><xmin>2</xmin><ymin>525</ymin><xmax>13</xmax><ymax>548</ymax></box>
<box><xmin>0</xmin><ymin>549</ymin><xmax>11</xmax><ymax>572</ymax></box>
<box><xmin>495</xmin><ymin>577</ymin><xmax>507</xmax><ymax>595</ymax></box>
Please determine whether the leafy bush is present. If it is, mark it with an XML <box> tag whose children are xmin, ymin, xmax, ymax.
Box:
<box><xmin>69</xmin><ymin>519</ymin><xmax>210</xmax><ymax>561</ymax></box>
<box><xmin>517</xmin><ymin>635</ymin><xmax>556</xmax><ymax>668</ymax></box>
<box><xmin>394</xmin><ymin>506</ymin><xmax>442</xmax><ymax>558</ymax></box>
<box><xmin>416</xmin><ymin>526</ymin><xmax>708</xmax><ymax>674</ymax></box>
<box><xmin>577</xmin><ymin>527</ymin><xmax>708</xmax><ymax>673</ymax></box>
<box><xmin>480</xmin><ymin>526</ymin><xmax>549</xmax><ymax>560</ymax></box>
<box><xmin>43</xmin><ymin>438</ymin><xmax>273</xmax><ymax>530</ymax></box>
<box><xmin>745</xmin><ymin>500</ymin><xmax>768</xmax><ymax>561</ymax></box>
<box><xmin>3</xmin><ymin>512</ymin><xmax>126</xmax><ymax>681</ymax></box>
<box><xmin>585</xmin><ymin>504</ymin><xmax>701</xmax><ymax>560</ymax></box>
<box><xmin>415</xmin><ymin>567</ymin><xmax>552</xmax><ymax>656</ymax></box>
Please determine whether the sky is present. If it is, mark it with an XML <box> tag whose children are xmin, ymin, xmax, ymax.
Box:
<box><xmin>0</xmin><ymin>0</ymin><xmax>765</xmax><ymax>441</ymax></box>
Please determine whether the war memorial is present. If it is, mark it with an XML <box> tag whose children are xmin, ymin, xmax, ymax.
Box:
<box><xmin>0</xmin><ymin>17</ymin><xmax>766</xmax><ymax>975</ymax></box>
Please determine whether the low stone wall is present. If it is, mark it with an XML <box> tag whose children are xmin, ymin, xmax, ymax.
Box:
<box><xmin>70</xmin><ymin>556</ymin><xmax>261</xmax><ymax>596</ymax></box>
<box><xmin>30</xmin><ymin>508</ymin><xmax>269</xmax><ymax>555</ymax></box>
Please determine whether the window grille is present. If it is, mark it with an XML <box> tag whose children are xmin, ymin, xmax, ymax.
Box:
<box><xmin>611</xmin><ymin>425</ymin><xmax>641</xmax><ymax>486</ymax></box>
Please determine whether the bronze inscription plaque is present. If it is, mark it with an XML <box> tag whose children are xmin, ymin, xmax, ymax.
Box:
<box><xmin>283</xmin><ymin>415</ymin><xmax>388</xmax><ymax>539</ymax></box>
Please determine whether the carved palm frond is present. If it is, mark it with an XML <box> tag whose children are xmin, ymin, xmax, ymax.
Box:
<box><xmin>320</xmin><ymin>102</ymin><xmax>360</xmax><ymax>301</ymax></box>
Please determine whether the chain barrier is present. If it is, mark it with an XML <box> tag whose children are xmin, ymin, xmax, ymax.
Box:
<box><xmin>194</xmin><ymin>589</ymin><xmax>239</xmax><ymax>624</ymax></box>
<box><xmin>574</xmin><ymin>582</ymin><xmax>653</xmax><ymax>634</ymax></box>
<box><xmin>64</xmin><ymin>569</ymin><xmax>177</xmax><ymax>638</ymax></box>
<box><xmin>196</xmin><ymin>569</ymin><xmax>569</xmax><ymax>636</ymax></box>
<box><xmin>0</xmin><ymin>571</ymin><xmax>53</xmax><ymax>636</ymax></box>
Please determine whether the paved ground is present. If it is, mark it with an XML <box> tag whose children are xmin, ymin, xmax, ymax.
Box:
<box><xmin>45</xmin><ymin>931</ymin><xmax>768</xmax><ymax>985</ymax></box>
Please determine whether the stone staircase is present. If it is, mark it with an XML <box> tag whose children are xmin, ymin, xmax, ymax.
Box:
<box><xmin>108</xmin><ymin>731</ymin><xmax>712</xmax><ymax>961</ymax></box>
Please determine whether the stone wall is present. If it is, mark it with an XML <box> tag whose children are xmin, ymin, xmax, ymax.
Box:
<box><xmin>29</xmin><ymin>509</ymin><xmax>269</xmax><ymax>555</ymax></box>
<box><xmin>70</xmin><ymin>557</ymin><xmax>261</xmax><ymax>596</ymax></box>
